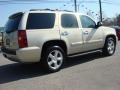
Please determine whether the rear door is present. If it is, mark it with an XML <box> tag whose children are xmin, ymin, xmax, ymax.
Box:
<box><xmin>3</xmin><ymin>12</ymin><xmax>23</xmax><ymax>49</ymax></box>
<box><xmin>59</xmin><ymin>13</ymin><xmax>84</xmax><ymax>55</ymax></box>
<box><xmin>25</xmin><ymin>12</ymin><xmax>60</xmax><ymax>48</ymax></box>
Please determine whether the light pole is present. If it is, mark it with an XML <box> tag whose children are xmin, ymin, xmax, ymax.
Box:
<box><xmin>99</xmin><ymin>0</ymin><xmax>102</xmax><ymax>22</ymax></box>
<box><xmin>74</xmin><ymin>0</ymin><xmax>77</xmax><ymax>12</ymax></box>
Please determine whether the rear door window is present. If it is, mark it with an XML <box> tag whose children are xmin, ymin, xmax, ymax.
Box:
<box><xmin>61</xmin><ymin>14</ymin><xmax>78</xmax><ymax>28</ymax></box>
<box><xmin>26</xmin><ymin>13</ymin><xmax>55</xmax><ymax>29</ymax></box>
<box><xmin>5</xmin><ymin>13</ymin><xmax>23</xmax><ymax>33</ymax></box>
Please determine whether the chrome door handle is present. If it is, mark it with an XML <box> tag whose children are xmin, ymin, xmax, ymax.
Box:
<box><xmin>84</xmin><ymin>31</ymin><xmax>88</xmax><ymax>34</ymax></box>
<box><xmin>61</xmin><ymin>31</ymin><xmax>69</xmax><ymax>36</ymax></box>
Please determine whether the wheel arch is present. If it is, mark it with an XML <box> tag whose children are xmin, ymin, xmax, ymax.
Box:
<box><xmin>105</xmin><ymin>34</ymin><xmax>117</xmax><ymax>45</ymax></box>
<box><xmin>41</xmin><ymin>40</ymin><xmax>68</xmax><ymax>57</ymax></box>
<box><xmin>102</xmin><ymin>34</ymin><xmax>117</xmax><ymax>56</ymax></box>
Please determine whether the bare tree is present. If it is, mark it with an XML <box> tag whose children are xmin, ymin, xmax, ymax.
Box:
<box><xmin>102</xmin><ymin>14</ymin><xmax>120</xmax><ymax>26</ymax></box>
<box><xmin>116</xmin><ymin>14</ymin><xmax>120</xmax><ymax>26</ymax></box>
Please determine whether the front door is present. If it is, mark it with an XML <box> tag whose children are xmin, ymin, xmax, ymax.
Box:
<box><xmin>80</xmin><ymin>15</ymin><xmax>104</xmax><ymax>51</ymax></box>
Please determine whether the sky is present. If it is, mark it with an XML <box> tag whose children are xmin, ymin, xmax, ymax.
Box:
<box><xmin>0</xmin><ymin>0</ymin><xmax>120</xmax><ymax>27</ymax></box>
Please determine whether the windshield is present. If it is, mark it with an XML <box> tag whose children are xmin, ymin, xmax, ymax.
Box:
<box><xmin>5</xmin><ymin>13</ymin><xmax>23</xmax><ymax>33</ymax></box>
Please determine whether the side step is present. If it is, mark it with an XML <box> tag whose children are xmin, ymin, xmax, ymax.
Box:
<box><xmin>68</xmin><ymin>49</ymin><xmax>102</xmax><ymax>58</ymax></box>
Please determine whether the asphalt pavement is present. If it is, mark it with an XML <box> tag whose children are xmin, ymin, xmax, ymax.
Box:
<box><xmin>0</xmin><ymin>42</ymin><xmax>120</xmax><ymax>90</ymax></box>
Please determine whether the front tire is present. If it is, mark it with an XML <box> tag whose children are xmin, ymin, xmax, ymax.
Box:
<box><xmin>41</xmin><ymin>46</ymin><xmax>66</xmax><ymax>72</ymax></box>
<box><xmin>102</xmin><ymin>37</ymin><xmax>116</xmax><ymax>56</ymax></box>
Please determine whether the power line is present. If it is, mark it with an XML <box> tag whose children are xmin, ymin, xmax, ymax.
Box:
<box><xmin>0</xmin><ymin>0</ymin><xmax>120</xmax><ymax>5</ymax></box>
<box><xmin>0</xmin><ymin>0</ymin><xmax>71</xmax><ymax>2</ymax></box>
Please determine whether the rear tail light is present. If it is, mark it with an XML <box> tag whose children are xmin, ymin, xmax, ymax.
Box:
<box><xmin>18</xmin><ymin>30</ymin><xmax>28</xmax><ymax>48</ymax></box>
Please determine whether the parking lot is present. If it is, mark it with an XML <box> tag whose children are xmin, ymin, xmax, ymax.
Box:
<box><xmin>0</xmin><ymin>42</ymin><xmax>120</xmax><ymax>90</ymax></box>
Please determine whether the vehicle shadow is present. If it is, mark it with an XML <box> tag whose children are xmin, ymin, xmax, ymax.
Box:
<box><xmin>0</xmin><ymin>52</ymin><xmax>104</xmax><ymax>84</ymax></box>
<box><xmin>64</xmin><ymin>52</ymin><xmax>104</xmax><ymax>68</ymax></box>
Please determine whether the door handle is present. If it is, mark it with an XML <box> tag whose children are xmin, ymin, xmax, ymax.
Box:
<box><xmin>61</xmin><ymin>31</ymin><xmax>69</xmax><ymax>36</ymax></box>
<box><xmin>84</xmin><ymin>31</ymin><xmax>88</xmax><ymax>34</ymax></box>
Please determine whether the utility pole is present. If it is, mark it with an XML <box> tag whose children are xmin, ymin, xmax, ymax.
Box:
<box><xmin>74</xmin><ymin>0</ymin><xmax>77</xmax><ymax>12</ymax></box>
<box><xmin>99</xmin><ymin>0</ymin><xmax>102</xmax><ymax>22</ymax></box>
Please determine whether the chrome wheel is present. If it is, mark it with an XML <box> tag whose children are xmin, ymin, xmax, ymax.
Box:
<box><xmin>107</xmin><ymin>38</ymin><xmax>115</xmax><ymax>55</ymax></box>
<box><xmin>47</xmin><ymin>50</ymin><xmax>63</xmax><ymax>70</ymax></box>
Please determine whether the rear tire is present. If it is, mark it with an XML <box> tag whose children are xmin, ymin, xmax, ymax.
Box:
<box><xmin>102</xmin><ymin>37</ymin><xmax>116</xmax><ymax>56</ymax></box>
<box><xmin>41</xmin><ymin>46</ymin><xmax>66</xmax><ymax>72</ymax></box>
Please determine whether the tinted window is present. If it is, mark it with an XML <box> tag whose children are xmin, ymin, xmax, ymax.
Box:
<box><xmin>80</xmin><ymin>15</ymin><xmax>96</xmax><ymax>28</ymax></box>
<box><xmin>26</xmin><ymin>13</ymin><xmax>55</xmax><ymax>29</ymax></box>
<box><xmin>5</xmin><ymin>13</ymin><xmax>23</xmax><ymax>33</ymax></box>
<box><xmin>61</xmin><ymin>14</ymin><xmax>78</xmax><ymax>28</ymax></box>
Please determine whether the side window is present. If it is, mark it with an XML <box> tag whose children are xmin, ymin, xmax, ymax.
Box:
<box><xmin>61</xmin><ymin>14</ymin><xmax>78</xmax><ymax>28</ymax></box>
<box><xmin>80</xmin><ymin>15</ymin><xmax>96</xmax><ymax>28</ymax></box>
<box><xmin>26</xmin><ymin>13</ymin><xmax>55</xmax><ymax>29</ymax></box>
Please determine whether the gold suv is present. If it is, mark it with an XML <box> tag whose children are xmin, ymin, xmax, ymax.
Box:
<box><xmin>1</xmin><ymin>9</ymin><xmax>117</xmax><ymax>72</ymax></box>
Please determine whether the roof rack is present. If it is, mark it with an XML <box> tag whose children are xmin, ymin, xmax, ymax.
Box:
<box><xmin>30</xmin><ymin>9</ymin><xmax>73</xmax><ymax>12</ymax></box>
<box><xmin>62</xmin><ymin>10</ymin><xmax>73</xmax><ymax>12</ymax></box>
<box><xmin>30</xmin><ymin>9</ymin><xmax>55</xmax><ymax>11</ymax></box>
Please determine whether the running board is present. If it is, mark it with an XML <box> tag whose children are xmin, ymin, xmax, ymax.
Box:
<box><xmin>68</xmin><ymin>49</ymin><xmax>102</xmax><ymax>58</ymax></box>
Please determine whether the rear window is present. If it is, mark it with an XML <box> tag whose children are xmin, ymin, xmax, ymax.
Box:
<box><xmin>26</xmin><ymin>13</ymin><xmax>55</xmax><ymax>29</ymax></box>
<box><xmin>5</xmin><ymin>13</ymin><xmax>23</xmax><ymax>33</ymax></box>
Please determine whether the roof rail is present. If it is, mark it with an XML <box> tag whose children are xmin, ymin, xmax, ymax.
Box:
<box><xmin>63</xmin><ymin>10</ymin><xmax>73</xmax><ymax>12</ymax></box>
<box><xmin>30</xmin><ymin>9</ymin><xmax>73</xmax><ymax>12</ymax></box>
<box><xmin>30</xmin><ymin>8</ymin><xmax>55</xmax><ymax>11</ymax></box>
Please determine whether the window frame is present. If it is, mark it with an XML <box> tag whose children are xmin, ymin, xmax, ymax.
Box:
<box><xmin>26</xmin><ymin>13</ymin><xmax>56</xmax><ymax>30</ymax></box>
<box><xmin>61</xmin><ymin>13</ymin><xmax>78</xmax><ymax>28</ymax></box>
<box><xmin>80</xmin><ymin>15</ymin><xmax>96</xmax><ymax>28</ymax></box>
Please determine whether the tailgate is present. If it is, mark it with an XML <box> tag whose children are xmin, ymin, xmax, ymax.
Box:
<box><xmin>3</xmin><ymin>12</ymin><xmax>23</xmax><ymax>49</ymax></box>
<box><xmin>3</xmin><ymin>31</ymin><xmax>19</xmax><ymax>49</ymax></box>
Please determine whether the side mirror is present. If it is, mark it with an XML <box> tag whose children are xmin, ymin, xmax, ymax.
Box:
<box><xmin>96</xmin><ymin>22</ymin><xmax>102</xmax><ymax>27</ymax></box>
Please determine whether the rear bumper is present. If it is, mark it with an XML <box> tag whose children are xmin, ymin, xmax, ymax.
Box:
<box><xmin>1</xmin><ymin>47</ymin><xmax>41</xmax><ymax>63</ymax></box>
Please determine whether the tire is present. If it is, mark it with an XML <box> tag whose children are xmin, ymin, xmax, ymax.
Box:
<box><xmin>102</xmin><ymin>37</ymin><xmax>116</xmax><ymax>56</ymax></box>
<box><xmin>41</xmin><ymin>46</ymin><xmax>66</xmax><ymax>72</ymax></box>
